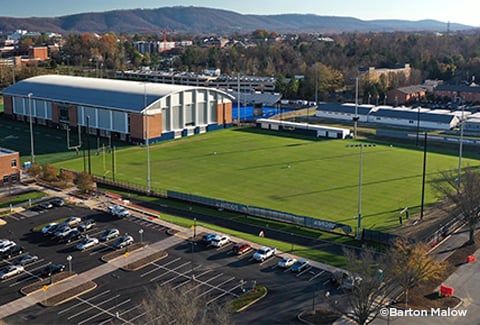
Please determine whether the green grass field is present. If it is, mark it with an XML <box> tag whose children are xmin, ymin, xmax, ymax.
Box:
<box><xmin>55</xmin><ymin>128</ymin><xmax>480</xmax><ymax>232</ymax></box>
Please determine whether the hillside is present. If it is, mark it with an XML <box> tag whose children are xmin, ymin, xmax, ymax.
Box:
<box><xmin>0</xmin><ymin>6</ymin><xmax>474</xmax><ymax>34</ymax></box>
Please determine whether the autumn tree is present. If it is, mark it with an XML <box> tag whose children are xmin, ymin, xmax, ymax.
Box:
<box><xmin>390</xmin><ymin>238</ymin><xmax>446</xmax><ymax>307</ymax></box>
<box><xmin>76</xmin><ymin>172</ymin><xmax>95</xmax><ymax>193</ymax></box>
<box><xmin>42</xmin><ymin>164</ymin><xmax>58</xmax><ymax>182</ymax></box>
<box><xmin>328</xmin><ymin>250</ymin><xmax>395</xmax><ymax>325</ymax></box>
<box><xmin>141</xmin><ymin>283</ymin><xmax>232</xmax><ymax>325</ymax></box>
<box><xmin>432</xmin><ymin>167</ymin><xmax>480</xmax><ymax>245</ymax></box>
<box><xmin>27</xmin><ymin>163</ymin><xmax>43</xmax><ymax>178</ymax></box>
<box><xmin>59</xmin><ymin>169</ymin><xmax>75</xmax><ymax>185</ymax></box>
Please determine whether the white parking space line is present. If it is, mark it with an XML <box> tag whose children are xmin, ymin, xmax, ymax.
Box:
<box><xmin>296</xmin><ymin>267</ymin><xmax>312</xmax><ymax>277</ymax></box>
<box><xmin>323</xmin><ymin>279</ymin><xmax>331</xmax><ymax>285</ymax></box>
<box><xmin>77</xmin><ymin>298</ymin><xmax>132</xmax><ymax>325</ymax></box>
<box><xmin>184</xmin><ymin>272</ymin><xmax>224</xmax><ymax>294</ymax></box>
<box><xmin>149</xmin><ymin>261</ymin><xmax>191</xmax><ymax>282</ymax></box>
<box><xmin>97</xmin><ymin>304</ymin><xmax>142</xmax><ymax>325</ymax></box>
<box><xmin>58</xmin><ymin>290</ymin><xmax>111</xmax><ymax>315</ymax></box>
<box><xmin>8</xmin><ymin>215</ymin><xmax>19</xmax><ymax>221</ymax></box>
<box><xmin>160</xmin><ymin>265</ymin><xmax>203</xmax><ymax>287</ymax></box>
<box><xmin>68</xmin><ymin>294</ymin><xmax>120</xmax><ymax>319</ymax></box>
<box><xmin>196</xmin><ymin>277</ymin><xmax>238</xmax><ymax>299</ymax></box>
<box><xmin>127</xmin><ymin>311</ymin><xmax>147</xmax><ymax>324</ymax></box>
<box><xmin>206</xmin><ymin>283</ymin><xmax>242</xmax><ymax>305</ymax></box>
<box><xmin>308</xmin><ymin>270</ymin><xmax>325</xmax><ymax>282</ymax></box>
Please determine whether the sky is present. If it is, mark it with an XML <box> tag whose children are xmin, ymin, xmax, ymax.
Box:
<box><xmin>1</xmin><ymin>0</ymin><xmax>478</xmax><ymax>27</ymax></box>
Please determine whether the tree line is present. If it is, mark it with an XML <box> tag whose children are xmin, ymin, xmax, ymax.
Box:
<box><xmin>2</xmin><ymin>30</ymin><xmax>480</xmax><ymax>101</ymax></box>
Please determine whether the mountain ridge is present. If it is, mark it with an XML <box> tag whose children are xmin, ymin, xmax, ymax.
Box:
<box><xmin>0</xmin><ymin>6</ymin><xmax>474</xmax><ymax>34</ymax></box>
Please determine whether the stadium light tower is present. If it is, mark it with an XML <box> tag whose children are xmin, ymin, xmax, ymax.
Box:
<box><xmin>346</xmin><ymin>143</ymin><xmax>376</xmax><ymax>240</ymax></box>
<box><xmin>27</xmin><ymin>93</ymin><xmax>35</xmax><ymax>163</ymax></box>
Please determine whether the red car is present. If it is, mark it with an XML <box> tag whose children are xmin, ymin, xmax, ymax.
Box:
<box><xmin>232</xmin><ymin>242</ymin><xmax>251</xmax><ymax>255</ymax></box>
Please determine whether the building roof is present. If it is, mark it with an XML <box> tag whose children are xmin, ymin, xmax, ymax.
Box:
<box><xmin>394</xmin><ymin>85</ymin><xmax>427</xmax><ymax>94</ymax></box>
<box><xmin>2</xmin><ymin>75</ymin><xmax>233</xmax><ymax>113</ymax></box>
<box><xmin>318</xmin><ymin>103</ymin><xmax>374</xmax><ymax>115</ymax></box>
<box><xmin>227</xmin><ymin>91</ymin><xmax>282</xmax><ymax>106</ymax></box>
<box><xmin>435</xmin><ymin>84</ymin><xmax>480</xmax><ymax>93</ymax></box>
<box><xmin>0</xmin><ymin>147</ymin><xmax>17</xmax><ymax>157</ymax></box>
<box><xmin>371</xmin><ymin>108</ymin><xmax>456</xmax><ymax>123</ymax></box>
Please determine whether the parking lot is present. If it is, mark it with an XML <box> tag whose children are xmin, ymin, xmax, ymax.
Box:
<box><xmin>0</xmin><ymin>203</ymin><xmax>342</xmax><ymax>324</ymax></box>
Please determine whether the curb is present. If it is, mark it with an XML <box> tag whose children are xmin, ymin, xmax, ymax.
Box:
<box><xmin>235</xmin><ymin>287</ymin><xmax>268</xmax><ymax>312</ymax></box>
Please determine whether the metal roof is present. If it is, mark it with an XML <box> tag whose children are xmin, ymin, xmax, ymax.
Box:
<box><xmin>226</xmin><ymin>90</ymin><xmax>282</xmax><ymax>106</ymax></box>
<box><xmin>318</xmin><ymin>103</ymin><xmax>374</xmax><ymax>115</ymax></box>
<box><xmin>371</xmin><ymin>108</ymin><xmax>456</xmax><ymax>123</ymax></box>
<box><xmin>2</xmin><ymin>75</ymin><xmax>233</xmax><ymax>113</ymax></box>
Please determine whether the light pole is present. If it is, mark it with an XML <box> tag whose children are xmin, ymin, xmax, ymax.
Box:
<box><xmin>457</xmin><ymin>104</ymin><xmax>465</xmax><ymax>193</ymax></box>
<box><xmin>144</xmin><ymin>83</ymin><xmax>151</xmax><ymax>194</ymax></box>
<box><xmin>27</xmin><ymin>93</ymin><xmax>35</xmax><ymax>163</ymax></box>
<box><xmin>353</xmin><ymin>77</ymin><xmax>359</xmax><ymax>139</ymax></box>
<box><xmin>346</xmin><ymin>143</ymin><xmax>376</xmax><ymax>240</ymax></box>
<box><xmin>420</xmin><ymin>132</ymin><xmax>428</xmax><ymax>221</ymax></box>
<box><xmin>139</xmin><ymin>228</ymin><xmax>144</xmax><ymax>244</ymax></box>
<box><xmin>191</xmin><ymin>217</ymin><xmax>197</xmax><ymax>279</ymax></box>
<box><xmin>66</xmin><ymin>255</ymin><xmax>72</xmax><ymax>272</ymax></box>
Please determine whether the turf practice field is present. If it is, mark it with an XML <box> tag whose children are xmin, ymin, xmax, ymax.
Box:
<box><xmin>56</xmin><ymin>128</ymin><xmax>480</xmax><ymax>232</ymax></box>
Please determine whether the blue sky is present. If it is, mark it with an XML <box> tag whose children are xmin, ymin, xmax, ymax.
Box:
<box><xmin>1</xmin><ymin>0</ymin><xmax>478</xmax><ymax>26</ymax></box>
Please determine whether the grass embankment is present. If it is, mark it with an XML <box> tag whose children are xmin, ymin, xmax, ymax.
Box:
<box><xmin>0</xmin><ymin>191</ymin><xmax>46</xmax><ymax>208</ymax></box>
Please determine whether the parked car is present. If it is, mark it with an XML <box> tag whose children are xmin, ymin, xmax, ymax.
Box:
<box><xmin>76</xmin><ymin>237</ymin><xmax>99</xmax><ymax>250</ymax></box>
<box><xmin>99</xmin><ymin>228</ymin><xmax>120</xmax><ymax>242</ymax></box>
<box><xmin>44</xmin><ymin>223</ymin><xmax>63</xmax><ymax>237</ymax></box>
<box><xmin>0</xmin><ymin>265</ymin><xmax>24</xmax><ymax>279</ymax></box>
<box><xmin>201</xmin><ymin>233</ymin><xmax>218</xmax><ymax>245</ymax></box>
<box><xmin>15</xmin><ymin>254</ymin><xmax>39</xmax><ymax>266</ymax></box>
<box><xmin>51</xmin><ymin>198</ymin><xmax>65</xmax><ymax>207</ymax></box>
<box><xmin>291</xmin><ymin>259</ymin><xmax>310</xmax><ymax>272</ymax></box>
<box><xmin>232</xmin><ymin>242</ymin><xmax>252</xmax><ymax>255</ymax></box>
<box><xmin>52</xmin><ymin>226</ymin><xmax>74</xmax><ymax>239</ymax></box>
<box><xmin>40</xmin><ymin>263</ymin><xmax>65</xmax><ymax>277</ymax></box>
<box><xmin>78</xmin><ymin>219</ymin><xmax>96</xmax><ymax>232</ymax></box>
<box><xmin>39</xmin><ymin>201</ymin><xmax>53</xmax><ymax>209</ymax></box>
<box><xmin>278</xmin><ymin>257</ymin><xmax>297</xmax><ymax>268</ymax></box>
<box><xmin>113</xmin><ymin>234</ymin><xmax>134</xmax><ymax>249</ymax></box>
<box><xmin>253</xmin><ymin>246</ymin><xmax>276</xmax><ymax>262</ymax></box>
<box><xmin>59</xmin><ymin>229</ymin><xmax>84</xmax><ymax>243</ymax></box>
<box><xmin>108</xmin><ymin>205</ymin><xmax>130</xmax><ymax>217</ymax></box>
<box><xmin>211</xmin><ymin>235</ymin><xmax>230</xmax><ymax>248</ymax></box>
<box><xmin>64</xmin><ymin>216</ymin><xmax>82</xmax><ymax>227</ymax></box>
<box><xmin>330</xmin><ymin>271</ymin><xmax>349</xmax><ymax>287</ymax></box>
<box><xmin>41</xmin><ymin>223</ymin><xmax>58</xmax><ymax>235</ymax></box>
<box><xmin>0</xmin><ymin>240</ymin><xmax>16</xmax><ymax>253</ymax></box>
<box><xmin>1</xmin><ymin>245</ymin><xmax>24</xmax><ymax>259</ymax></box>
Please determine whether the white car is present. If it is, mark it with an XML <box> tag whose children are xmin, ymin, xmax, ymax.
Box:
<box><xmin>41</xmin><ymin>223</ymin><xmax>58</xmax><ymax>234</ymax></box>
<box><xmin>53</xmin><ymin>226</ymin><xmax>73</xmax><ymax>239</ymax></box>
<box><xmin>76</xmin><ymin>237</ymin><xmax>99</xmax><ymax>250</ymax></box>
<box><xmin>253</xmin><ymin>246</ymin><xmax>276</xmax><ymax>262</ymax></box>
<box><xmin>113</xmin><ymin>235</ymin><xmax>134</xmax><ymax>249</ymax></box>
<box><xmin>99</xmin><ymin>228</ymin><xmax>120</xmax><ymax>241</ymax></box>
<box><xmin>108</xmin><ymin>205</ymin><xmax>131</xmax><ymax>217</ymax></box>
<box><xmin>0</xmin><ymin>240</ymin><xmax>16</xmax><ymax>253</ymax></box>
<box><xmin>64</xmin><ymin>216</ymin><xmax>82</xmax><ymax>227</ymax></box>
<box><xmin>0</xmin><ymin>265</ymin><xmax>24</xmax><ymax>280</ymax></box>
<box><xmin>211</xmin><ymin>235</ymin><xmax>230</xmax><ymax>248</ymax></box>
<box><xmin>278</xmin><ymin>257</ymin><xmax>297</xmax><ymax>268</ymax></box>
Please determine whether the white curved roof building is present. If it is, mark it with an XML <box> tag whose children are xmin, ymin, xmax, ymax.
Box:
<box><xmin>2</xmin><ymin>75</ymin><xmax>234</xmax><ymax>143</ymax></box>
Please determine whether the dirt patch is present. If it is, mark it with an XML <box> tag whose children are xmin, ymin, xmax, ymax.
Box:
<box><xmin>21</xmin><ymin>272</ymin><xmax>76</xmax><ymax>295</ymax></box>
<box><xmin>122</xmin><ymin>250</ymin><xmax>168</xmax><ymax>271</ymax></box>
<box><xmin>100</xmin><ymin>243</ymin><xmax>145</xmax><ymax>262</ymax></box>
<box><xmin>166</xmin><ymin>229</ymin><xmax>179</xmax><ymax>236</ymax></box>
<box><xmin>39</xmin><ymin>281</ymin><xmax>97</xmax><ymax>307</ymax></box>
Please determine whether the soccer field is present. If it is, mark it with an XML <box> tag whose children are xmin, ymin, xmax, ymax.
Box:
<box><xmin>56</xmin><ymin>128</ymin><xmax>480</xmax><ymax>232</ymax></box>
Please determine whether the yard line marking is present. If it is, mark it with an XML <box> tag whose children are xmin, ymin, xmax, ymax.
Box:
<box><xmin>58</xmin><ymin>290</ymin><xmax>111</xmax><ymax>315</ymax></box>
<box><xmin>308</xmin><ymin>270</ymin><xmax>325</xmax><ymax>282</ymax></box>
